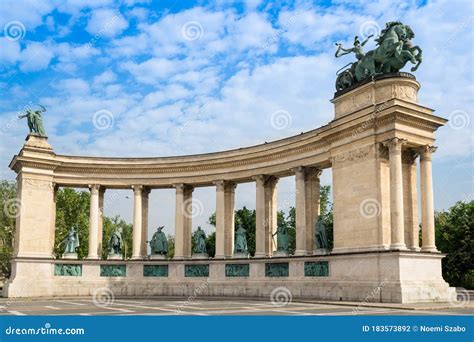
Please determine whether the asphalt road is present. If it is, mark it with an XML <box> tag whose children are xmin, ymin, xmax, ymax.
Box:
<box><xmin>0</xmin><ymin>298</ymin><xmax>472</xmax><ymax>316</ymax></box>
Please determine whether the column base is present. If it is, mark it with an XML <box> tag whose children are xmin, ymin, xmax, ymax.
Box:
<box><xmin>421</xmin><ymin>246</ymin><xmax>439</xmax><ymax>253</ymax></box>
<box><xmin>272</xmin><ymin>251</ymin><xmax>289</xmax><ymax>257</ymax></box>
<box><xmin>149</xmin><ymin>254</ymin><xmax>167</xmax><ymax>260</ymax></box>
<box><xmin>409</xmin><ymin>246</ymin><xmax>421</xmax><ymax>252</ymax></box>
<box><xmin>192</xmin><ymin>253</ymin><xmax>209</xmax><ymax>260</ymax></box>
<box><xmin>62</xmin><ymin>253</ymin><xmax>78</xmax><ymax>260</ymax></box>
<box><xmin>390</xmin><ymin>244</ymin><xmax>408</xmax><ymax>251</ymax></box>
<box><xmin>233</xmin><ymin>252</ymin><xmax>250</xmax><ymax>259</ymax></box>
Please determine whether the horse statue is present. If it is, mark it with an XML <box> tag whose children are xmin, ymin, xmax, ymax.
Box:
<box><xmin>335</xmin><ymin>21</ymin><xmax>422</xmax><ymax>91</ymax></box>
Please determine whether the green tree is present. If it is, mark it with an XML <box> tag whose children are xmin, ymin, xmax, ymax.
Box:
<box><xmin>435</xmin><ymin>200</ymin><xmax>474</xmax><ymax>289</ymax></box>
<box><xmin>167</xmin><ymin>235</ymin><xmax>175</xmax><ymax>259</ymax></box>
<box><xmin>101</xmin><ymin>216</ymin><xmax>133</xmax><ymax>259</ymax></box>
<box><xmin>0</xmin><ymin>181</ymin><xmax>17</xmax><ymax>277</ymax></box>
<box><xmin>54</xmin><ymin>188</ymin><xmax>90</xmax><ymax>259</ymax></box>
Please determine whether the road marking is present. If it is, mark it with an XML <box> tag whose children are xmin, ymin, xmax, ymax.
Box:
<box><xmin>44</xmin><ymin>306</ymin><xmax>60</xmax><ymax>310</ymax></box>
<box><xmin>8</xmin><ymin>310</ymin><xmax>26</xmax><ymax>316</ymax></box>
<box><xmin>56</xmin><ymin>300</ymin><xmax>86</xmax><ymax>306</ymax></box>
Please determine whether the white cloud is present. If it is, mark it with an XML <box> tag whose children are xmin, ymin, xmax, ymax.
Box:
<box><xmin>86</xmin><ymin>9</ymin><xmax>129</xmax><ymax>38</ymax></box>
<box><xmin>93</xmin><ymin>70</ymin><xmax>117</xmax><ymax>85</ymax></box>
<box><xmin>19</xmin><ymin>41</ymin><xmax>54</xmax><ymax>71</ymax></box>
<box><xmin>54</xmin><ymin>78</ymin><xmax>90</xmax><ymax>95</ymax></box>
<box><xmin>0</xmin><ymin>38</ymin><xmax>21</xmax><ymax>64</ymax></box>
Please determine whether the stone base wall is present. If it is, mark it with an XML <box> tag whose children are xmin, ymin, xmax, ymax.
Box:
<box><xmin>3</xmin><ymin>252</ymin><xmax>455</xmax><ymax>304</ymax></box>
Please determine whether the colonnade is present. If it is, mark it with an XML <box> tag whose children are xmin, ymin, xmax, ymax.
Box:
<box><xmin>84</xmin><ymin>167</ymin><xmax>324</xmax><ymax>260</ymax></box>
<box><xmin>383</xmin><ymin>139</ymin><xmax>437</xmax><ymax>252</ymax></box>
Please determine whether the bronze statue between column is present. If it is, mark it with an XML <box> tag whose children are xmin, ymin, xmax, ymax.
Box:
<box><xmin>148</xmin><ymin>226</ymin><xmax>168</xmax><ymax>260</ymax></box>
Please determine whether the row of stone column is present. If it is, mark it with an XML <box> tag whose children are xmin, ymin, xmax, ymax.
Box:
<box><xmin>85</xmin><ymin>167</ymin><xmax>323</xmax><ymax>260</ymax></box>
<box><xmin>383</xmin><ymin>138</ymin><xmax>437</xmax><ymax>252</ymax></box>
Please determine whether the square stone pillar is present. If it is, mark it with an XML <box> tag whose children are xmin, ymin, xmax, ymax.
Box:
<box><xmin>87</xmin><ymin>184</ymin><xmax>101</xmax><ymax>259</ymax></box>
<box><xmin>214</xmin><ymin>181</ymin><xmax>236</xmax><ymax>258</ymax></box>
<box><xmin>418</xmin><ymin>146</ymin><xmax>438</xmax><ymax>252</ymax></box>
<box><xmin>13</xmin><ymin>174</ymin><xmax>56</xmax><ymax>258</ymax></box>
<box><xmin>141</xmin><ymin>188</ymin><xmax>150</xmax><ymax>256</ymax></box>
<box><xmin>402</xmin><ymin>150</ymin><xmax>420</xmax><ymax>251</ymax></box>
<box><xmin>305</xmin><ymin>168</ymin><xmax>322</xmax><ymax>253</ymax></box>
<box><xmin>294</xmin><ymin>167</ymin><xmax>307</xmax><ymax>256</ymax></box>
<box><xmin>174</xmin><ymin>184</ymin><xmax>193</xmax><ymax>259</ymax></box>
<box><xmin>254</xmin><ymin>175</ymin><xmax>278</xmax><ymax>257</ymax></box>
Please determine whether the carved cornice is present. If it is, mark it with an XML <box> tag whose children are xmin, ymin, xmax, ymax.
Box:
<box><xmin>330</xmin><ymin>145</ymin><xmax>376</xmax><ymax>168</ymax></box>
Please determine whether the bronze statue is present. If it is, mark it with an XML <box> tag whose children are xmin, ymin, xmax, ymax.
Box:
<box><xmin>193</xmin><ymin>226</ymin><xmax>207</xmax><ymax>254</ymax></box>
<box><xmin>335</xmin><ymin>21</ymin><xmax>422</xmax><ymax>91</ymax></box>
<box><xmin>272</xmin><ymin>221</ymin><xmax>289</xmax><ymax>253</ymax></box>
<box><xmin>315</xmin><ymin>215</ymin><xmax>329</xmax><ymax>250</ymax></box>
<box><xmin>234</xmin><ymin>222</ymin><xmax>248</xmax><ymax>254</ymax></box>
<box><xmin>18</xmin><ymin>105</ymin><xmax>47</xmax><ymax>136</ymax></box>
<box><xmin>59</xmin><ymin>226</ymin><xmax>80</xmax><ymax>258</ymax></box>
<box><xmin>335</xmin><ymin>34</ymin><xmax>373</xmax><ymax>61</ymax></box>
<box><xmin>149</xmin><ymin>226</ymin><xmax>168</xmax><ymax>255</ymax></box>
<box><xmin>108</xmin><ymin>228</ymin><xmax>123</xmax><ymax>256</ymax></box>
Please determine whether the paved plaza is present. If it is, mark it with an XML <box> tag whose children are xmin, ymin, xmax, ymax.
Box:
<box><xmin>0</xmin><ymin>297</ymin><xmax>472</xmax><ymax>316</ymax></box>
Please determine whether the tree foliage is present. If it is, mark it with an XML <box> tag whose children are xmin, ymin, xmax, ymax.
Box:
<box><xmin>0</xmin><ymin>181</ymin><xmax>16</xmax><ymax>277</ymax></box>
<box><xmin>435</xmin><ymin>200</ymin><xmax>474</xmax><ymax>289</ymax></box>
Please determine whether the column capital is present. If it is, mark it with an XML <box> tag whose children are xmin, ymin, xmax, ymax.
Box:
<box><xmin>88</xmin><ymin>184</ymin><xmax>101</xmax><ymax>194</ymax></box>
<box><xmin>131</xmin><ymin>184</ymin><xmax>143</xmax><ymax>193</ymax></box>
<box><xmin>252</xmin><ymin>174</ymin><xmax>267</xmax><ymax>185</ymax></box>
<box><xmin>225</xmin><ymin>181</ymin><xmax>237</xmax><ymax>192</ymax></box>
<box><xmin>173</xmin><ymin>183</ymin><xmax>194</xmax><ymax>193</ymax></box>
<box><xmin>306</xmin><ymin>167</ymin><xmax>323</xmax><ymax>181</ymax></box>
<box><xmin>402</xmin><ymin>149</ymin><xmax>419</xmax><ymax>164</ymax></box>
<box><xmin>382</xmin><ymin>137</ymin><xmax>407</xmax><ymax>154</ymax></box>
<box><xmin>416</xmin><ymin>145</ymin><xmax>437</xmax><ymax>161</ymax></box>
<box><xmin>213</xmin><ymin>180</ymin><xmax>226</xmax><ymax>189</ymax></box>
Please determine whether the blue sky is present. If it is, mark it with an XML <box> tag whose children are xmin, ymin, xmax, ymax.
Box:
<box><xmin>0</xmin><ymin>0</ymin><xmax>473</xmax><ymax>234</ymax></box>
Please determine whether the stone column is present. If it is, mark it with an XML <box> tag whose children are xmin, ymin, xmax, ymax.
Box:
<box><xmin>87</xmin><ymin>184</ymin><xmax>101</xmax><ymax>259</ymax></box>
<box><xmin>131</xmin><ymin>185</ymin><xmax>143</xmax><ymax>260</ymax></box>
<box><xmin>174</xmin><ymin>184</ymin><xmax>185</xmax><ymax>259</ymax></box>
<box><xmin>224</xmin><ymin>182</ymin><xmax>236</xmax><ymax>257</ymax></box>
<box><xmin>294</xmin><ymin>167</ymin><xmax>307</xmax><ymax>256</ymax></box>
<box><xmin>141</xmin><ymin>187</ymin><xmax>150</xmax><ymax>256</ymax></box>
<box><xmin>419</xmin><ymin>145</ymin><xmax>438</xmax><ymax>252</ymax></box>
<box><xmin>214</xmin><ymin>180</ymin><xmax>226</xmax><ymax>259</ymax></box>
<box><xmin>183</xmin><ymin>186</ymin><xmax>194</xmax><ymax>258</ymax></box>
<box><xmin>383</xmin><ymin>138</ymin><xmax>407</xmax><ymax>250</ymax></box>
<box><xmin>254</xmin><ymin>175</ymin><xmax>266</xmax><ymax>258</ymax></box>
<box><xmin>214</xmin><ymin>181</ymin><xmax>237</xmax><ymax>258</ymax></box>
<box><xmin>306</xmin><ymin>168</ymin><xmax>322</xmax><ymax>253</ymax></box>
<box><xmin>98</xmin><ymin>187</ymin><xmax>105</xmax><ymax>256</ymax></box>
<box><xmin>402</xmin><ymin>150</ymin><xmax>420</xmax><ymax>251</ymax></box>
<box><xmin>174</xmin><ymin>184</ymin><xmax>193</xmax><ymax>259</ymax></box>
<box><xmin>264</xmin><ymin>177</ymin><xmax>278</xmax><ymax>256</ymax></box>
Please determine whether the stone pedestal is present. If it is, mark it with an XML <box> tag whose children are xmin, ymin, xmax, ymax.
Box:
<box><xmin>232</xmin><ymin>252</ymin><xmax>249</xmax><ymax>259</ymax></box>
<box><xmin>313</xmin><ymin>248</ymin><xmax>329</xmax><ymax>255</ymax></box>
<box><xmin>192</xmin><ymin>253</ymin><xmax>208</xmax><ymax>260</ymax></box>
<box><xmin>107</xmin><ymin>254</ymin><xmax>123</xmax><ymax>260</ymax></box>
<box><xmin>62</xmin><ymin>253</ymin><xmax>78</xmax><ymax>260</ymax></box>
<box><xmin>272</xmin><ymin>251</ymin><xmax>288</xmax><ymax>257</ymax></box>
<box><xmin>149</xmin><ymin>254</ymin><xmax>167</xmax><ymax>260</ymax></box>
